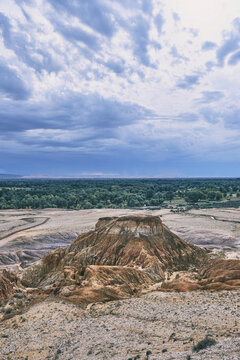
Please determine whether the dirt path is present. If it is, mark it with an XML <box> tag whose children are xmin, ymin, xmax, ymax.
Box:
<box><xmin>0</xmin><ymin>217</ymin><xmax>50</xmax><ymax>247</ymax></box>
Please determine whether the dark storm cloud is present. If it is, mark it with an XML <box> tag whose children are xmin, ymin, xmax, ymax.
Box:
<box><xmin>0</xmin><ymin>60</ymin><xmax>30</xmax><ymax>100</ymax></box>
<box><xmin>176</xmin><ymin>74</ymin><xmax>200</xmax><ymax>89</ymax></box>
<box><xmin>0</xmin><ymin>92</ymin><xmax>154</xmax><ymax>150</ymax></box>
<box><xmin>0</xmin><ymin>12</ymin><xmax>61</xmax><ymax>73</ymax></box>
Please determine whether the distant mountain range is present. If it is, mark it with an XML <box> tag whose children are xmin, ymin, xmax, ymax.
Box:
<box><xmin>0</xmin><ymin>173</ymin><xmax>238</xmax><ymax>180</ymax></box>
<box><xmin>0</xmin><ymin>174</ymin><xmax>23</xmax><ymax>179</ymax></box>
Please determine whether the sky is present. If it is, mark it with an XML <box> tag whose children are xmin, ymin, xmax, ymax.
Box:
<box><xmin>0</xmin><ymin>0</ymin><xmax>240</xmax><ymax>177</ymax></box>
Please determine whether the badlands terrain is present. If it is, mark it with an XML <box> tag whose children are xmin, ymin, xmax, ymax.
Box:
<box><xmin>0</xmin><ymin>207</ymin><xmax>240</xmax><ymax>271</ymax></box>
<box><xmin>0</xmin><ymin>208</ymin><xmax>239</xmax><ymax>359</ymax></box>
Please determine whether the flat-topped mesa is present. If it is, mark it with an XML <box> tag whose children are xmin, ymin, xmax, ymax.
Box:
<box><xmin>22</xmin><ymin>215</ymin><xmax>207</xmax><ymax>291</ymax></box>
<box><xmin>95</xmin><ymin>215</ymin><xmax>163</xmax><ymax>237</ymax></box>
<box><xmin>69</xmin><ymin>214</ymin><xmax>206</xmax><ymax>273</ymax></box>
<box><xmin>19</xmin><ymin>215</ymin><xmax>240</xmax><ymax>304</ymax></box>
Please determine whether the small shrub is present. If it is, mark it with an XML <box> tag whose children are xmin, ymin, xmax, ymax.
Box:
<box><xmin>192</xmin><ymin>336</ymin><xmax>216</xmax><ymax>352</ymax></box>
<box><xmin>4</xmin><ymin>306</ymin><xmax>12</xmax><ymax>315</ymax></box>
<box><xmin>186</xmin><ymin>355</ymin><xmax>191</xmax><ymax>360</ymax></box>
<box><xmin>162</xmin><ymin>348</ymin><xmax>167</xmax><ymax>353</ymax></box>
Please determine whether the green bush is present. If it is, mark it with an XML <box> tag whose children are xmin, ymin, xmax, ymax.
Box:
<box><xmin>192</xmin><ymin>336</ymin><xmax>216</xmax><ymax>352</ymax></box>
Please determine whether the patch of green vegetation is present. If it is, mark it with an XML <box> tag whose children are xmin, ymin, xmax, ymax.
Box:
<box><xmin>0</xmin><ymin>178</ymin><xmax>239</xmax><ymax>210</ymax></box>
<box><xmin>192</xmin><ymin>336</ymin><xmax>217</xmax><ymax>352</ymax></box>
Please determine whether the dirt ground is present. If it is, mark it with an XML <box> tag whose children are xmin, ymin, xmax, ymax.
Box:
<box><xmin>0</xmin><ymin>291</ymin><xmax>239</xmax><ymax>360</ymax></box>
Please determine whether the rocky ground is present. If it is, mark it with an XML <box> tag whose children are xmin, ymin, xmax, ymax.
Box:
<box><xmin>0</xmin><ymin>291</ymin><xmax>239</xmax><ymax>360</ymax></box>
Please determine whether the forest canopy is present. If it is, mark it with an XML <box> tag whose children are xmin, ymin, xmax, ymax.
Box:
<box><xmin>0</xmin><ymin>178</ymin><xmax>240</xmax><ymax>210</ymax></box>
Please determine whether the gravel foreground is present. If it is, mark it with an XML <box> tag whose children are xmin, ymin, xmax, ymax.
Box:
<box><xmin>0</xmin><ymin>291</ymin><xmax>239</xmax><ymax>360</ymax></box>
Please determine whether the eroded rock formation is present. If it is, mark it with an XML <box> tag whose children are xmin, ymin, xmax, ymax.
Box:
<box><xmin>0</xmin><ymin>273</ymin><xmax>14</xmax><ymax>301</ymax></box>
<box><xmin>1</xmin><ymin>215</ymin><xmax>239</xmax><ymax>310</ymax></box>
<box><xmin>20</xmin><ymin>215</ymin><xmax>207</xmax><ymax>303</ymax></box>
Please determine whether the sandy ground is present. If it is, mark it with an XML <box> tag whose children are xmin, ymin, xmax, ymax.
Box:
<box><xmin>0</xmin><ymin>291</ymin><xmax>239</xmax><ymax>360</ymax></box>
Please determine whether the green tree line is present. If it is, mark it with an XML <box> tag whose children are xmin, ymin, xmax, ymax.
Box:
<box><xmin>0</xmin><ymin>178</ymin><xmax>239</xmax><ymax>210</ymax></box>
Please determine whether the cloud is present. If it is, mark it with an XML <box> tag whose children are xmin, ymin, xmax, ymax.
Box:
<box><xmin>128</xmin><ymin>15</ymin><xmax>153</xmax><ymax>67</ymax></box>
<box><xmin>200</xmin><ymin>107</ymin><xmax>219</xmax><ymax>124</ymax></box>
<box><xmin>228</xmin><ymin>50</ymin><xmax>240</xmax><ymax>66</ymax></box>
<box><xmin>141</xmin><ymin>0</ymin><xmax>153</xmax><ymax>15</ymax></box>
<box><xmin>200</xmin><ymin>106</ymin><xmax>240</xmax><ymax>130</ymax></box>
<box><xmin>154</xmin><ymin>13</ymin><xmax>164</xmax><ymax>34</ymax></box>
<box><xmin>176</xmin><ymin>74</ymin><xmax>200</xmax><ymax>89</ymax></box>
<box><xmin>0</xmin><ymin>92</ymin><xmax>154</xmax><ymax>152</ymax></box>
<box><xmin>104</xmin><ymin>59</ymin><xmax>126</xmax><ymax>74</ymax></box>
<box><xmin>215</xmin><ymin>18</ymin><xmax>240</xmax><ymax>66</ymax></box>
<box><xmin>0</xmin><ymin>12</ymin><xmax>61</xmax><ymax>73</ymax></box>
<box><xmin>216</xmin><ymin>37</ymin><xmax>239</xmax><ymax>66</ymax></box>
<box><xmin>48</xmin><ymin>0</ymin><xmax>116</xmax><ymax>38</ymax></box>
<box><xmin>170</xmin><ymin>45</ymin><xmax>189</xmax><ymax>63</ymax></box>
<box><xmin>0</xmin><ymin>59</ymin><xmax>30</xmax><ymax>100</ymax></box>
<box><xmin>172</xmin><ymin>12</ymin><xmax>180</xmax><ymax>22</ymax></box>
<box><xmin>52</xmin><ymin>20</ymin><xmax>100</xmax><ymax>51</ymax></box>
<box><xmin>197</xmin><ymin>91</ymin><xmax>224</xmax><ymax>104</ymax></box>
<box><xmin>1</xmin><ymin>0</ymin><xmax>240</xmax><ymax>176</ymax></box>
<box><xmin>202</xmin><ymin>41</ymin><xmax>217</xmax><ymax>51</ymax></box>
<box><xmin>221</xmin><ymin>107</ymin><xmax>240</xmax><ymax>128</ymax></box>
